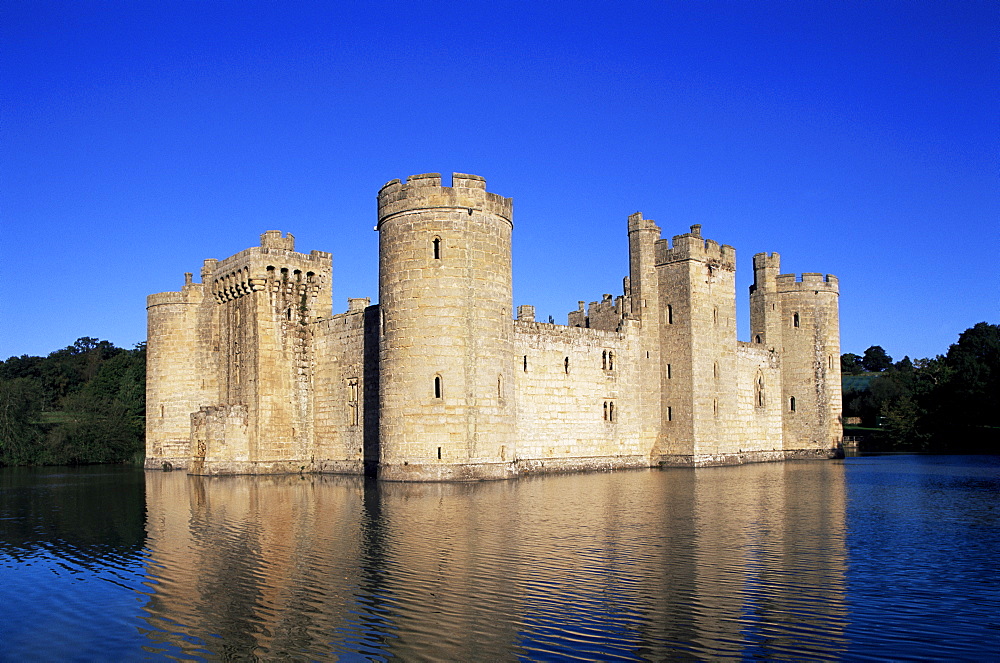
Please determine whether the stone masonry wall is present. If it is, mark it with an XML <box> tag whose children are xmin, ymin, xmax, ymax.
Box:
<box><xmin>777</xmin><ymin>274</ymin><xmax>841</xmax><ymax>453</ymax></box>
<box><xmin>313</xmin><ymin>304</ymin><xmax>369</xmax><ymax>473</ymax></box>
<box><xmin>513</xmin><ymin>321</ymin><xmax>646</xmax><ymax>467</ymax></box>
<box><xmin>145</xmin><ymin>280</ymin><xmax>216</xmax><ymax>470</ymax></box>
<box><xmin>734</xmin><ymin>342</ymin><xmax>784</xmax><ymax>453</ymax></box>
<box><xmin>376</xmin><ymin>174</ymin><xmax>517</xmax><ymax>480</ymax></box>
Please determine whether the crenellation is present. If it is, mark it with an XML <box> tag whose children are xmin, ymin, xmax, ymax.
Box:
<box><xmin>146</xmin><ymin>172</ymin><xmax>842</xmax><ymax>480</ymax></box>
<box><xmin>452</xmin><ymin>173</ymin><xmax>487</xmax><ymax>189</ymax></box>
<box><xmin>660</xmin><ymin>225</ymin><xmax>737</xmax><ymax>270</ymax></box>
<box><xmin>775</xmin><ymin>272</ymin><xmax>839</xmax><ymax>292</ymax></box>
<box><xmin>260</xmin><ymin>230</ymin><xmax>295</xmax><ymax>251</ymax></box>
<box><xmin>377</xmin><ymin>172</ymin><xmax>513</xmax><ymax>230</ymax></box>
<box><xmin>347</xmin><ymin>297</ymin><xmax>370</xmax><ymax>312</ymax></box>
<box><xmin>407</xmin><ymin>172</ymin><xmax>442</xmax><ymax>186</ymax></box>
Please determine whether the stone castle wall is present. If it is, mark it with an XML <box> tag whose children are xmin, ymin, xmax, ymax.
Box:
<box><xmin>145</xmin><ymin>173</ymin><xmax>842</xmax><ymax>480</ymax></box>
<box><xmin>312</xmin><ymin>301</ymin><xmax>375</xmax><ymax>474</ymax></box>
<box><xmin>512</xmin><ymin>320</ymin><xmax>647</xmax><ymax>470</ymax></box>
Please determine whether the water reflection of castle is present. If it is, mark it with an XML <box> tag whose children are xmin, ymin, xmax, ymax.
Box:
<box><xmin>141</xmin><ymin>466</ymin><xmax>848</xmax><ymax>659</ymax></box>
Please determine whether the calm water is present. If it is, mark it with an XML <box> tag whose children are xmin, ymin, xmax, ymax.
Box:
<box><xmin>1</xmin><ymin>456</ymin><xmax>997</xmax><ymax>661</ymax></box>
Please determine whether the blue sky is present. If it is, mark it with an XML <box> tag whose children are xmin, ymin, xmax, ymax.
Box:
<box><xmin>2</xmin><ymin>1</ymin><xmax>997</xmax><ymax>361</ymax></box>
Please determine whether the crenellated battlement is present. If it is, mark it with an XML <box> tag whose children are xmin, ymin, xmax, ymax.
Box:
<box><xmin>260</xmin><ymin>230</ymin><xmax>295</xmax><ymax>251</ymax></box>
<box><xmin>212</xmin><ymin>243</ymin><xmax>331</xmax><ymax>275</ymax></box>
<box><xmin>775</xmin><ymin>272</ymin><xmax>839</xmax><ymax>293</ymax></box>
<box><xmin>567</xmin><ymin>293</ymin><xmax>628</xmax><ymax>331</ymax></box>
<box><xmin>658</xmin><ymin>224</ymin><xmax>736</xmax><ymax>269</ymax></box>
<box><xmin>749</xmin><ymin>252</ymin><xmax>781</xmax><ymax>295</ymax></box>
<box><xmin>147</xmin><ymin>290</ymin><xmax>199</xmax><ymax>307</ymax></box>
<box><xmin>377</xmin><ymin>172</ymin><xmax>513</xmax><ymax>228</ymax></box>
<box><xmin>752</xmin><ymin>252</ymin><xmax>781</xmax><ymax>271</ymax></box>
<box><xmin>627</xmin><ymin>211</ymin><xmax>660</xmax><ymax>235</ymax></box>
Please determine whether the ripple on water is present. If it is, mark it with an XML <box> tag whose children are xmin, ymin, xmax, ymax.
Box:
<box><xmin>1</xmin><ymin>459</ymin><xmax>999</xmax><ymax>660</ymax></box>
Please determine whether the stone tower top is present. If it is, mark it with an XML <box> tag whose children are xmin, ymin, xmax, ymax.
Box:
<box><xmin>627</xmin><ymin>211</ymin><xmax>661</xmax><ymax>234</ymax></box>
<box><xmin>752</xmin><ymin>252</ymin><xmax>781</xmax><ymax>271</ymax></box>
<box><xmin>658</xmin><ymin>225</ymin><xmax>736</xmax><ymax>267</ymax></box>
<box><xmin>775</xmin><ymin>272</ymin><xmax>839</xmax><ymax>293</ymax></box>
<box><xmin>750</xmin><ymin>252</ymin><xmax>781</xmax><ymax>295</ymax></box>
<box><xmin>260</xmin><ymin>230</ymin><xmax>295</xmax><ymax>251</ymax></box>
<box><xmin>376</xmin><ymin>173</ymin><xmax>513</xmax><ymax>229</ymax></box>
<box><xmin>753</xmin><ymin>251</ymin><xmax>837</xmax><ymax>293</ymax></box>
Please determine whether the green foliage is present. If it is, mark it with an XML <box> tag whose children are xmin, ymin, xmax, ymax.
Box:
<box><xmin>842</xmin><ymin>323</ymin><xmax>999</xmax><ymax>452</ymax></box>
<box><xmin>841</xmin><ymin>353</ymin><xmax>864</xmax><ymax>374</ymax></box>
<box><xmin>0</xmin><ymin>339</ymin><xmax>145</xmax><ymax>466</ymax></box>
<box><xmin>862</xmin><ymin>345</ymin><xmax>893</xmax><ymax>372</ymax></box>
<box><xmin>0</xmin><ymin>378</ymin><xmax>44</xmax><ymax>464</ymax></box>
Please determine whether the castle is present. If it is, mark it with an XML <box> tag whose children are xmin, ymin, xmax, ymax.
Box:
<box><xmin>145</xmin><ymin>173</ymin><xmax>842</xmax><ymax>480</ymax></box>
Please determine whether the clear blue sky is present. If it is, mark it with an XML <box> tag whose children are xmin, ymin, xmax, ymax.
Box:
<box><xmin>3</xmin><ymin>1</ymin><xmax>997</xmax><ymax>362</ymax></box>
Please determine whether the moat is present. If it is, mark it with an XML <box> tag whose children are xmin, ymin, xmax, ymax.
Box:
<box><xmin>1</xmin><ymin>455</ymin><xmax>998</xmax><ymax>660</ymax></box>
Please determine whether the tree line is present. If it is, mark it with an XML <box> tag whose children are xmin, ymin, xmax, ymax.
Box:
<box><xmin>842</xmin><ymin>322</ymin><xmax>999</xmax><ymax>451</ymax></box>
<box><xmin>0</xmin><ymin>338</ymin><xmax>145</xmax><ymax>466</ymax></box>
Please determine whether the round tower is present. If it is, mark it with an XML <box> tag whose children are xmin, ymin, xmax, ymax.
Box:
<box><xmin>377</xmin><ymin>173</ymin><xmax>516</xmax><ymax>481</ymax></box>
<box><xmin>775</xmin><ymin>272</ymin><xmax>842</xmax><ymax>456</ymax></box>
<box><xmin>145</xmin><ymin>268</ymin><xmax>215</xmax><ymax>472</ymax></box>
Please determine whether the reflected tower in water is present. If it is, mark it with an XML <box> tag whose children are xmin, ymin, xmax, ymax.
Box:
<box><xmin>142</xmin><ymin>463</ymin><xmax>848</xmax><ymax>659</ymax></box>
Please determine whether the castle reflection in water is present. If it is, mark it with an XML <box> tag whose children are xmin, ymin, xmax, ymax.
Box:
<box><xmin>140</xmin><ymin>463</ymin><xmax>848</xmax><ymax>660</ymax></box>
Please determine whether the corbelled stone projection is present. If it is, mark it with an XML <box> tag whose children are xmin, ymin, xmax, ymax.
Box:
<box><xmin>146</xmin><ymin>173</ymin><xmax>842</xmax><ymax>480</ymax></box>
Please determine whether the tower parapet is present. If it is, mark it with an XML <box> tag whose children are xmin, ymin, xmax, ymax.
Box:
<box><xmin>260</xmin><ymin>230</ymin><xmax>295</xmax><ymax>251</ymax></box>
<box><xmin>658</xmin><ymin>225</ymin><xmax>736</xmax><ymax>269</ymax></box>
<box><xmin>378</xmin><ymin>173</ymin><xmax>512</xmax><ymax>229</ymax></box>
<box><xmin>377</xmin><ymin>173</ymin><xmax>516</xmax><ymax>480</ymax></box>
<box><xmin>775</xmin><ymin>272</ymin><xmax>839</xmax><ymax>293</ymax></box>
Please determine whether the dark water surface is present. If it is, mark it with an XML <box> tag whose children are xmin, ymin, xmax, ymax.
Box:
<box><xmin>1</xmin><ymin>456</ymin><xmax>997</xmax><ymax>660</ymax></box>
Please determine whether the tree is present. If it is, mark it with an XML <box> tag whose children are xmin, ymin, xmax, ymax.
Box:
<box><xmin>862</xmin><ymin>345</ymin><xmax>893</xmax><ymax>372</ymax></box>
<box><xmin>0</xmin><ymin>378</ymin><xmax>43</xmax><ymax>464</ymax></box>
<box><xmin>841</xmin><ymin>353</ymin><xmax>864</xmax><ymax>374</ymax></box>
<box><xmin>844</xmin><ymin>324</ymin><xmax>999</xmax><ymax>452</ymax></box>
<box><xmin>893</xmin><ymin>356</ymin><xmax>914</xmax><ymax>372</ymax></box>
<box><xmin>0</xmin><ymin>339</ymin><xmax>146</xmax><ymax>466</ymax></box>
<box><xmin>937</xmin><ymin>322</ymin><xmax>1000</xmax><ymax>432</ymax></box>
